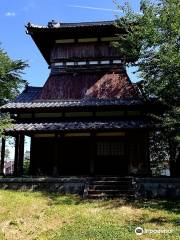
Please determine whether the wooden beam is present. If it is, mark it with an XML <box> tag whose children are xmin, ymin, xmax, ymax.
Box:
<box><xmin>55</xmin><ymin>39</ymin><xmax>75</xmax><ymax>43</ymax></box>
<box><xmin>78</xmin><ymin>38</ymin><xmax>98</xmax><ymax>43</ymax></box>
<box><xmin>14</xmin><ymin>134</ymin><xmax>24</xmax><ymax>176</ymax></box>
<box><xmin>65</xmin><ymin>133</ymin><xmax>91</xmax><ymax>137</ymax></box>
<box><xmin>100</xmin><ymin>37</ymin><xmax>119</xmax><ymax>41</ymax></box>
<box><xmin>0</xmin><ymin>138</ymin><xmax>5</xmax><ymax>175</ymax></box>
<box><xmin>96</xmin><ymin>132</ymin><xmax>125</xmax><ymax>137</ymax></box>
<box><xmin>34</xmin><ymin>133</ymin><xmax>55</xmax><ymax>138</ymax></box>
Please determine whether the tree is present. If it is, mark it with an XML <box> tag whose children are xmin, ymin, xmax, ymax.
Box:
<box><xmin>114</xmin><ymin>0</ymin><xmax>180</xmax><ymax>175</ymax></box>
<box><xmin>0</xmin><ymin>46</ymin><xmax>28</xmax><ymax>135</ymax></box>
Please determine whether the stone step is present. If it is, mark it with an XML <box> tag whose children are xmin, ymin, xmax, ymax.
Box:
<box><xmin>89</xmin><ymin>184</ymin><xmax>133</xmax><ymax>190</ymax></box>
<box><xmin>89</xmin><ymin>177</ymin><xmax>133</xmax><ymax>182</ymax></box>
<box><xmin>86</xmin><ymin>176</ymin><xmax>135</xmax><ymax>199</ymax></box>
<box><xmin>87</xmin><ymin>193</ymin><xmax>135</xmax><ymax>199</ymax></box>
<box><xmin>89</xmin><ymin>180</ymin><xmax>133</xmax><ymax>185</ymax></box>
<box><xmin>88</xmin><ymin>189</ymin><xmax>135</xmax><ymax>195</ymax></box>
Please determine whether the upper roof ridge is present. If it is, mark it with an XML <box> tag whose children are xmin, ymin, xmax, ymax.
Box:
<box><xmin>26</xmin><ymin>20</ymin><xmax>115</xmax><ymax>29</ymax></box>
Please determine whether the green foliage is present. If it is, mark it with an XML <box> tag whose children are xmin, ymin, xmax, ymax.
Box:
<box><xmin>23</xmin><ymin>159</ymin><xmax>30</xmax><ymax>175</ymax></box>
<box><xmin>114</xmin><ymin>0</ymin><xmax>180</xmax><ymax>170</ymax></box>
<box><xmin>0</xmin><ymin>47</ymin><xmax>28</xmax><ymax>104</ymax></box>
<box><xmin>150</xmin><ymin>131</ymin><xmax>169</xmax><ymax>175</ymax></box>
<box><xmin>0</xmin><ymin>46</ymin><xmax>28</xmax><ymax>136</ymax></box>
<box><xmin>0</xmin><ymin>113</ymin><xmax>12</xmax><ymax>136</ymax></box>
<box><xmin>114</xmin><ymin>0</ymin><xmax>179</xmax><ymax>122</ymax></box>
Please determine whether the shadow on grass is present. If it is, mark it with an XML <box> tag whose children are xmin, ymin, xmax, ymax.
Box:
<box><xmin>135</xmin><ymin>199</ymin><xmax>180</xmax><ymax>215</ymax></box>
<box><xmin>40</xmin><ymin>192</ymin><xmax>180</xmax><ymax>229</ymax></box>
<box><xmin>95</xmin><ymin>198</ymin><xmax>180</xmax><ymax>228</ymax></box>
<box><xmin>40</xmin><ymin>191</ymin><xmax>82</xmax><ymax>206</ymax></box>
<box><xmin>126</xmin><ymin>212</ymin><xmax>180</xmax><ymax>227</ymax></box>
<box><xmin>39</xmin><ymin>190</ymin><xmax>180</xmax><ymax>216</ymax></box>
<box><xmin>99</xmin><ymin>198</ymin><xmax>180</xmax><ymax>214</ymax></box>
<box><xmin>36</xmin><ymin>189</ymin><xmax>180</xmax><ymax>211</ymax></box>
<box><xmin>148</xmin><ymin>217</ymin><xmax>180</xmax><ymax>227</ymax></box>
<box><xmin>1</xmin><ymin>187</ymin><xmax>180</xmax><ymax>214</ymax></box>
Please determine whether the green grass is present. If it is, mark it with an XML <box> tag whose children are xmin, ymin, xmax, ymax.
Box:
<box><xmin>0</xmin><ymin>190</ymin><xmax>179</xmax><ymax>240</ymax></box>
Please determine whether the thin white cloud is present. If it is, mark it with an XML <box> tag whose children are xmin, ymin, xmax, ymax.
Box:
<box><xmin>5</xmin><ymin>12</ymin><xmax>16</xmax><ymax>17</ymax></box>
<box><xmin>68</xmin><ymin>5</ymin><xmax>121</xmax><ymax>12</ymax></box>
<box><xmin>22</xmin><ymin>1</ymin><xmax>35</xmax><ymax>12</ymax></box>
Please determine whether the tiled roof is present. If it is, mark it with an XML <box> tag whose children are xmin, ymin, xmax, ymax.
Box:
<box><xmin>0</xmin><ymin>71</ymin><xmax>143</xmax><ymax>112</ymax></box>
<box><xmin>5</xmin><ymin>120</ymin><xmax>152</xmax><ymax>133</ymax></box>
<box><xmin>26</xmin><ymin>20</ymin><xmax>120</xmax><ymax>64</ymax></box>
<box><xmin>15</xmin><ymin>86</ymin><xmax>42</xmax><ymax>103</ymax></box>
<box><xmin>27</xmin><ymin>21</ymin><xmax>115</xmax><ymax>29</ymax></box>
<box><xmin>1</xmin><ymin>99</ymin><xmax>145</xmax><ymax>111</ymax></box>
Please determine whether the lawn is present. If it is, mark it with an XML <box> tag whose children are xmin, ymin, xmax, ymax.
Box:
<box><xmin>0</xmin><ymin>190</ymin><xmax>179</xmax><ymax>240</ymax></box>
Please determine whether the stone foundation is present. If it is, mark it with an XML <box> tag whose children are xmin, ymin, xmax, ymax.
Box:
<box><xmin>0</xmin><ymin>177</ymin><xmax>87</xmax><ymax>196</ymax></box>
<box><xmin>0</xmin><ymin>177</ymin><xmax>180</xmax><ymax>199</ymax></box>
<box><xmin>135</xmin><ymin>177</ymin><xmax>180</xmax><ymax>199</ymax></box>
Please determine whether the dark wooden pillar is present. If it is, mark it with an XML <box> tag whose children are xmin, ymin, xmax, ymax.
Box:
<box><xmin>14</xmin><ymin>134</ymin><xmax>24</xmax><ymax>176</ymax></box>
<box><xmin>90</xmin><ymin>133</ymin><xmax>95</xmax><ymax>175</ymax></box>
<box><xmin>52</xmin><ymin>135</ymin><xmax>59</xmax><ymax>176</ymax></box>
<box><xmin>144</xmin><ymin>132</ymin><xmax>152</xmax><ymax>176</ymax></box>
<box><xmin>0</xmin><ymin>137</ymin><xmax>6</xmax><ymax>175</ymax></box>
<box><xmin>29</xmin><ymin>136</ymin><xmax>34</xmax><ymax>175</ymax></box>
<box><xmin>58</xmin><ymin>134</ymin><xmax>64</xmax><ymax>176</ymax></box>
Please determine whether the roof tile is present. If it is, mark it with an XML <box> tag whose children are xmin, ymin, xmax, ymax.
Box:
<box><xmin>1</xmin><ymin>98</ymin><xmax>144</xmax><ymax>111</ymax></box>
<box><xmin>5</xmin><ymin>120</ymin><xmax>152</xmax><ymax>133</ymax></box>
<box><xmin>15</xmin><ymin>86</ymin><xmax>42</xmax><ymax>103</ymax></box>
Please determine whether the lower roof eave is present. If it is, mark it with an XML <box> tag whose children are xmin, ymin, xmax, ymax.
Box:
<box><xmin>0</xmin><ymin>98</ymin><xmax>163</xmax><ymax>113</ymax></box>
<box><xmin>4</xmin><ymin>127</ymin><xmax>157</xmax><ymax>137</ymax></box>
<box><xmin>3</xmin><ymin>120</ymin><xmax>160</xmax><ymax>136</ymax></box>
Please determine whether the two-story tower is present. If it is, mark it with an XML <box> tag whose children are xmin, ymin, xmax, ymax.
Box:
<box><xmin>1</xmin><ymin>21</ymin><xmax>159</xmax><ymax>177</ymax></box>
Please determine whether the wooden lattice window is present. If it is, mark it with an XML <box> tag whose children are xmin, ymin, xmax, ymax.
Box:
<box><xmin>97</xmin><ymin>142</ymin><xmax>125</xmax><ymax>156</ymax></box>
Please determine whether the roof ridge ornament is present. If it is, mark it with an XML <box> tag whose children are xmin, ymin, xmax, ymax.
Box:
<box><xmin>48</xmin><ymin>20</ymin><xmax>61</xmax><ymax>28</ymax></box>
<box><xmin>24</xmin><ymin>83</ymin><xmax>29</xmax><ymax>92</ymax></box>
<box><xmin>26</xmin><ymin>22</ymin><xmax>48</xmax><ymax>29</ymax></box>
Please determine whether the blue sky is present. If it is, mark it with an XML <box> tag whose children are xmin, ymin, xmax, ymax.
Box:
<box><xmin>0</xmin><ymin>0</ymin><xmax>141</xmax><ymax>87</ymax></box>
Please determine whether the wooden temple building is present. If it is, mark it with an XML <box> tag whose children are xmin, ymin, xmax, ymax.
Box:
<box><xmin>0</xmin><ymin>21</ymin><xmax>160</xmax><ymax>177</ymax></box>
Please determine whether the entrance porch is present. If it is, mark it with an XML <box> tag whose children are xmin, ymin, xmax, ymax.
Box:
<box><xmin>0</xmin><ymin>130</ymin><xmax>151</xmax><ymax>177</ymax></box>
<box><xmin>30</xmin><ymin>134</ymin><xmax>129</xmax><ymax>176</ymax></box>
